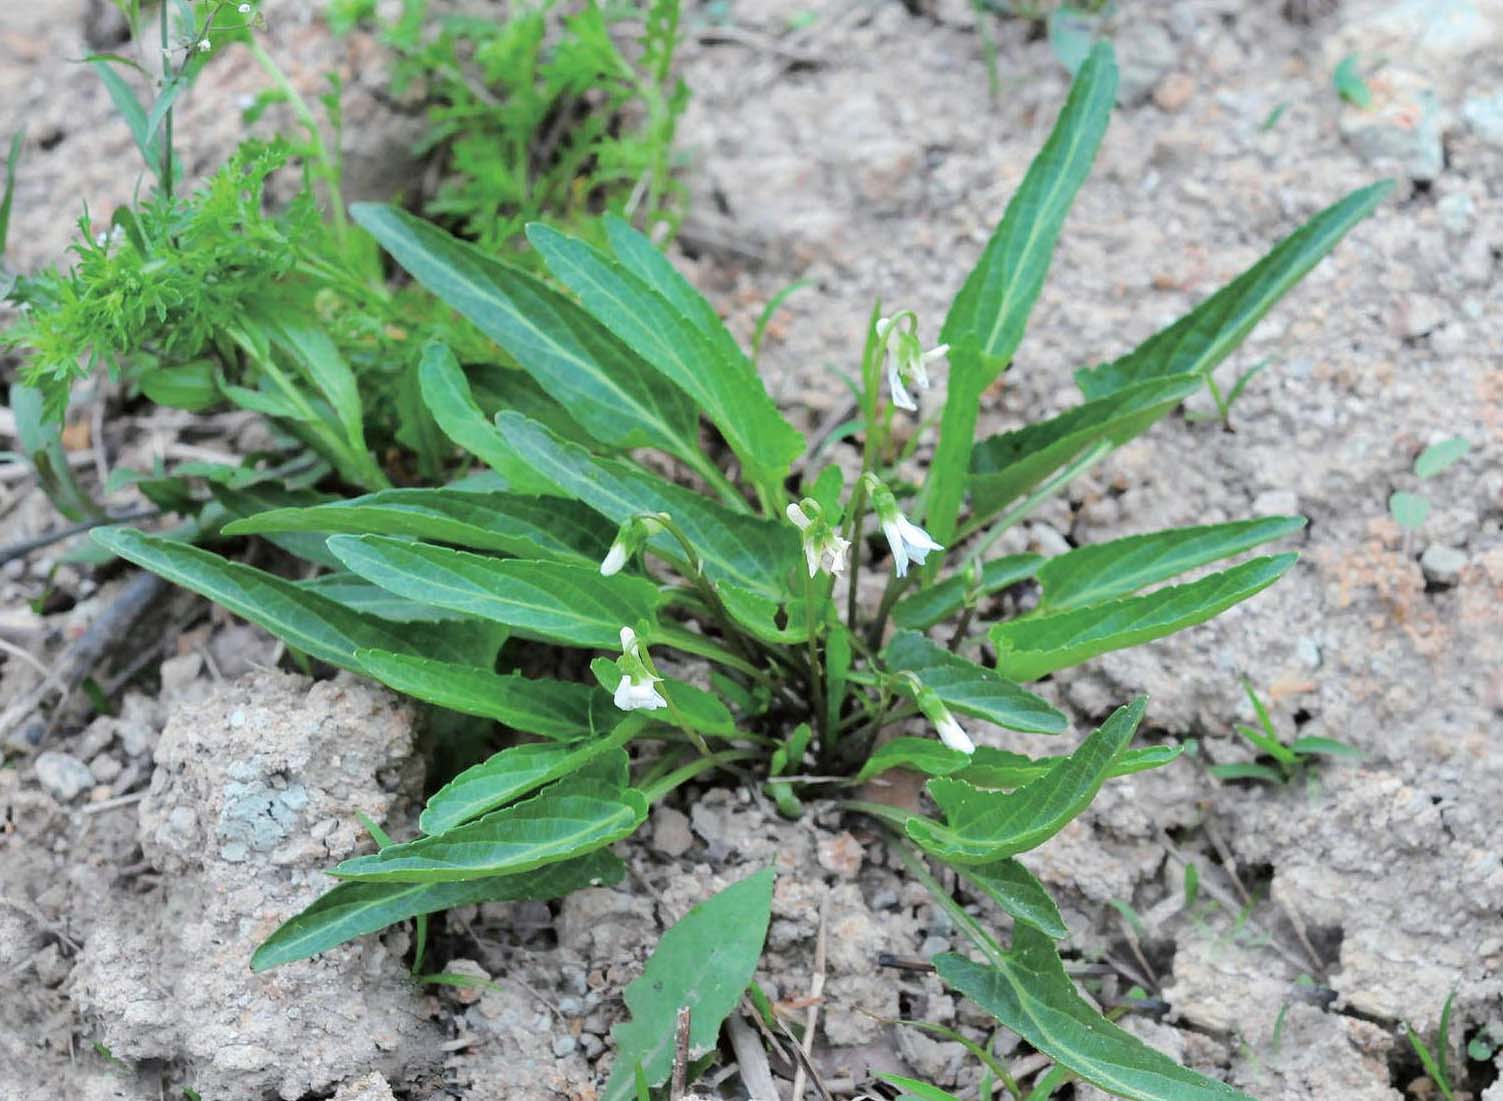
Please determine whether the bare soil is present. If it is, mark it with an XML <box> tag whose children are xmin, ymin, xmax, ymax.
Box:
<box><xmin>1</xmin><ymin>1</ymin><xmax>1500</xmax><ymax>1099</ymax></box>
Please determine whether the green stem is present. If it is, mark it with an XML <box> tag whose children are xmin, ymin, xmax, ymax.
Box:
<box><xmin>654</xmin><ymin>623</ymin><xmax>762</xmax><ymax>679</ymax></box>
<box><xmin>802</xmin><ymin>568</ymin><xmax>827</xmax><ymax>737</ymax></box>
<box><xmin>885</xmin><ymin>830</ymin><xmax>1009</xmax><ymax>969</ymax></box>
<box><xmin>159</xmin><ymin>2</ymin><xmax>173</xmax><ymax>202</ymax></box>
<box><xmin>640</xmin><ymin>748</ymin><xmax>757</xmax><ymax>804</ymax></box>
<box><xmin>959</xmin><ymin>440</ymin><xmax>1113</xmax><ymax>553</ymax></box>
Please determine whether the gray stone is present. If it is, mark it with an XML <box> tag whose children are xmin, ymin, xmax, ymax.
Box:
<box><xmin>1462</xmin><ymin>91</ymin><xmax>1503</xmax><ymax>147</ymax></box>
<box><xmin>1252</xmin><ymin>489</ymin><xmax>1299</xmax><ymax>516</ymax></box>
<box><xmin>1115</xmin><ymin>21</ymin><xmax>1178</xmax><ymax>107</ymax></box>
<box><xmin>1420</xmin><ymin>544</ymin><xmax>1468</xmax><ymax>586</ymax></box>
<box><xmin>650</xmin><ymin>805</ymin><xmax>694</xmax><ymax>857</ymax></box>
<box><xmin>1339</xmin><ymin>85</ymin><xmax>1445</xmax><ymax>181</ymax></box>
<box><xmin>550</xmin><ymin>1035</ymin><xmax>577</xmax><ymax>1058</ymax></box>
<box><xmin>1436</xmin><ymin>193</ymin><xmax>1476</xmax><ymax>235</ymax></box>
<box><xmin>33</xmin><ymin>751</ymin><xmax>94</xmax><ymax>802</ymax></box>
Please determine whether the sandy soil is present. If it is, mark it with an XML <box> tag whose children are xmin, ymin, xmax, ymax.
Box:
<box><xmin>1</xmin><ymin>0</ymin><xmax>1500</xmax><ymax>1098</ymax></box>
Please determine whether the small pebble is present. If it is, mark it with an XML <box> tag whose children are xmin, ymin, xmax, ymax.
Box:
<box><xmin>650</xmin><ymin>806</ymin><xmax>694</xmax><ymax>858</ymax></box>
<box><xmin>552</xmin><ymin>1035</ymin><xmax>578</xmax><ymax>1058</ymax></box>
<box><xmin>1419</xmin><ymin>545</ymin><xmax>1467</xmax><ymax>587</ymax></box>
<box><xmin>33</xmin><ymin>751</ymin><xmax>94</xmax><ymax>802</ymax></box>
<box><xmin>1153</xmin><ymin>72</ymin><xmax>1194</xmax><ymax>112</ymax></box>
<box><xmin>580</xmin><ymin>1034</ymin><xmax>605</xmax><ymax>1059</ymax></box>
<box><xmin>89</xmin><ymin>754</ymin><xmax>123</xmax><ymax>783</ymax></box>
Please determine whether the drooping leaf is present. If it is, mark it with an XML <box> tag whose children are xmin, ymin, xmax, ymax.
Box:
<box><xmin>906</xmin><ymin>697</ymin><xmax>1145</xmax><ymax>863</ymax></box>
<box><xmin>855</xmin><ymin>736</ymin><xmax>973</xmax><ymax>784</ymax></box>
<box><xmin>250</xmin><ymin>850</ymin><xmax>624</xmax><ymax>971</ymax></box>
<box><xmin>224</xmin><ymin>488</ymin><xmax>614</xmax><ymax>566</ymax></box>
<box><xmin>970</xmin><ymin>376</ymin><xmax>1200</xmax><ymax>518</ymax></box>
<box><xmin>421</xmin><ymin>739</ymin><xmax>634</xmax><ymax>835</ymax></box>
<box><xmin>936</xmin><ymin>927</ymin><xmax>1253</xmax><ymax>1101</ymax></box>
<box><xmin>91</xmin><ymin>528</ymin><xmax>498</xmax><ymax>671</ymax></box>
<box><xmin>499</xmin><ymin>411</ymin><xmax>798</xmax><ymax>596</ymax></box>
<box><xmin>991</xmin><ymin>554</ymin><xmax>1296</xmax><ymax>681</ymax></box>
<box><xmin>589</xmin><ymin>659</ymin><xmax>735</xmax><ymax>737</ymax></box>
<box><xmin>957</xmin><ymin>859</ymin><xmax>1069</xmax><ymax>939</ymax></box>
<box><xmin>1075</xmin><ymin>182</ymin><xmax>1393</xmax><ymax>400</ymax></box>
<box><xmin>349</xmin><ymin>205</ymin><xmax>702</xmax><ymax>462</ymax></box>
<box><xmin>892</xmin><ymin>554</ymin><xmax>1044</xmax><ymax>631</ymax></box>
<box><xmin>259</xmin><ymin>311</ymin><xmax>373</xmax><ymax>480</ymax></box>
<box><xmin>602</xmin><ymin>869</ymin><xmax>776</xmax><ymax>1101</ymax></box>
<box><xmin>957</xmin><ymin>744</ymin><xmax>1182</xmax><ymax>790</ymax></box>
<box><xmin>332</xmin><ymin>779</ymin><xmax>647</xmax><ymax>883</ymax></box>
<box><xmin>926</xmin><ymin>41</ymin><xmax>1118</xmax><ymax>553</ymax></box>
<box><xmin>417</xmin><ymin>342</ymin><xmax>559</xmax><ymax>495</ymax></box>
<box><xmin>528</xmin><ymin>223</ymin><xmax>803</xmax><ymax>490</ymax></box>
<box><xmin>328</xmin><ymin>535</ymin><xmax>662</xmax><ymax>649</ymax></box>
<box><xmin>1033</xmin><ymin>516</ymin><xmax>1305</xmax><ymax>613</ymax></box>
<box><xmin>355</xmin><ymin>650</ymin><xmax>596</xmax><ymax>741</ymax></box>
<box><xmin>884</xmin><ymin>630</ymin><xmax>1068</xmax><ymax>734</ymax></box>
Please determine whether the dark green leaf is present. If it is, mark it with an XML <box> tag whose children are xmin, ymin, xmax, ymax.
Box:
<box><xmin>224</xmin><ymin>489</ymin><xmax>614</xmax><ymax>565</ymax></box>
<box><xmin>884</xmin><ymin>630</ymin><xmax>1068</xmax><ymax>734</ymax></box>
<box><xmin>855</xmin><ymin>736</ymin><xmax>973</xmax><ymax>784</ymax></box>
<box><xmin>892</xmin><ymin>554</ymin><xmax>1043</xmax><ymax>631</ymax></box>
<box><xmin>906</xmin><ymin>697</ymin><xmax>1145</xmax><ymax>863</ymax></box>
<box><xmin>990</xmin><ymin>554</ymin><xmax>1297</xmax><ymax>681</ymax></box>
<box><xmin>1075</xmin><ymin>182</ymin><xmax>1393</xmax><ymax>400</ymax></box>
<box><xmin>955</xmin><ymin>744</ymin><xmax>1182</xmax><ymax>790</ymax></box>
<box><xmin>356</xmin><ymin>650</ymin><xmax>596</xmax><ymax>740</ymax></box>
<box><xmin>880</xmin><ymin>1074</ymin><xmax>967</xmax><ymax>1101</ymax></box>
<box><xmin>1333</xmin><ymin>54</ymin><xmax>1372</xmax><ymax>108</ymax></box>
<box><xmin>328</xmin><ymin>535</ymin><xmax>662</xmax><ymax>648</ymax></box>
<box><xmin>937</xmin><ymin>928</ymin><xmax>1253</xmax><ymax>1100</ymax></box>
<box><xmin>1034</xmin><ymin>516</ymin><xmax>1305</xmax><ymax>613</ymax></box>
<box><xmin>603</xmin><ymin>869</ymin><xmax>775</xmax><ymax>1101</ymax></box>
<box><xmin>1</xmin><ymin>129</ymin><xmax>26</xmax><ymax>258</ymax></box>
<box><xmin>956</xmin><ymin>859</ymin><xmax>1069</xmax><ymax>939</ymax></box>
<box><xmin>91</xmin><ymin>60</ymin><xmax>161</xmax><ymax>176</ymax></box>
<box><xmin>589</xmin><ymin>659</ymin><xmax>734</xmax><ymax>737</ymax></box>
<box><xmin>300</xmin><ymin>574</ymin><xmax>476</xmax><ymax>624</ymax></box>
<box><xmin>136</xmin><ymin>361</ymin><xmax>217</xmax><ymax>411</ymax></box>
<box><xmin>250</xmin><ymin>850</ymin><xmax>623</xmax><ymax>971</ymax></box>
<box><xmin>421</xmin><ymin>738</ymin><xmax>634</xmax><ymax>835</ymax></box>
<box><xmin>332</xmin><ymin>779</ymin><xmax>647</xmax><ymax>883</ymax></box>
<box><xmin>1288</xmin><ymin>736</ymin><xmax>1364</xmax><ymax>760</ymax></box>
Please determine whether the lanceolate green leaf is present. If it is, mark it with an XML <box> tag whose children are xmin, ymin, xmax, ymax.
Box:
<box><xmin>355</xmin><ymin>650</ymin><xmax>597</xmax><ymax>741</ymax></box>
<box><xmin>906</xmin><ymin>697</ymin><xmax>1145</xmax><ymax>863</ymax></box>
<box><xmin>856</xmin><ymin>737</ymin><xmax>973</xmax><ymax>784</ymax></box>
<box><xmin>225</xmin><ymin>488</ymin><xmax>615</xmax><ymax>565</ymax></box>
<box><xmin>589</xmin><ymin>660</ymin><xmax>735</xmax><ymax>737</ymax></box>
<box><xmin>250</xmin><ymin>850</ymin><xmax>624</xmax><ymax>971</ymax></box>
<box><xmin>969</xmin><ymin>376</ymin><xmax>1199</xmax><ymax>518</ymax></box>
<box><xmin>957</xmin><ymin>859</ymin><xmax>1068</xmax><ymax>939</ymax></box>
<box><xmin>328</xmin><ymin>535</ymin><xmax>663</xmax><ymax>648</ymax></box>
<box><xmin>892</xmin><ymin>554</ymin><xmax>1044</xmax><ymax>631</ymax></box>
<box><xmin>332</xmin><ymin>779</ymin><xmax>647</xmax><ymax>883</ymax></box>
<box><xmin>926</xmin><ymin>41</ymin><xmax>1118</xmax><ymax>554</ymax></box>
<box><xmin>350</xmin><ymin>205</ymin><xmax>702</xmax><ymax>461</ymax></box>
<box><xmin>884</xmin><ymin>630</ymin><xmax>1067</xmax><ymax>734</ymax></box>
<box><xmin>528</xmin><ymin>223</ymin><xmax>803</xmax><ymax>490</ymax></box>
<box><xmin>90</xmin><ymin>60</ymin><xmax>161</xmax><ymax>177</ymax></box>
<box><xmin>1075</xmin><ymin>181</ymin><xmax>1393</xmax><ymax>400</ymax></box>
<box><xmin>421</xmin><ymin>741</ymin><xmax>634</xmax><ymax>835</ymax></box>
<box><xmin>301</xmin><ymin>574</ymin><xmax>477</xmax><ymax>624</ymax></box>
<box><xmin>499</xmin><ymin>411</ymin><xmax>798</xmax><ymax>596</ymax></box>
<box><xmin>417</xmin><ymin>342</ymin><xmax>559</xmax><ymax>496</ymax></box>
<box><xmin>990</xmin><ymin>554</ymin><xmax>1296</xmax><ymax>681</ymax></box>
<box><xmin>1034</xmin><ymin>516</ymin><xmax>1305</xmax><ymax>613</ymax></box>
<box><xmin>957</xmin><ymin>744</ymin><xmax>1182</xmax><ymax>790</ymax></box>
<box><xmin>91</xmin><ymin>528</ymin><xmax>496</xmax><ymax>671</ymax></box>
<box><xmin>603</xmin><ymin>869</ymin><xmax>776</xmax><ymax>1101</ymax></box>
<box><xmin>937</xmin><ymin>928</ymin><xmax>1253</xmax><ymax>1101</ymax></box>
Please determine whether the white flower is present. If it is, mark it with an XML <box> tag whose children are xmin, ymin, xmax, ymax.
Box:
<box><xmin>916</xmin><ymin>688</ymin><xmax>975</xmax><ymax>755</ymax></box>
<box><xmin>599</xmin><ymin>540</ymin><xmax>629</xmax><ymax>577</ymax></box>
<box><xmin>877</xmin><ymin>313</ymin><xmax>948</xmax><ymax>413</ymax></box>
<box><xmin>880</xmin><ymin>512</ymin><xmax>944</xmax><ymax>578</ymax></box>
<box><xmin>238</xmin><ymin>3</ymin><xmax>252</xmax><ymax>12</ymax></box>
<box><xmin>197</xmin><ymin>38</ymin><xmax>211</xmax><ymax>51</ymax></box>
<box><xmin>786</xmin><ymin>501</ymin><xmax>852</xmax><ymax>577</ymax></box>
<box><xmin>613</xmin><ymin>672</ymin><xmax>667</xmax><ymax>711</ymax></box>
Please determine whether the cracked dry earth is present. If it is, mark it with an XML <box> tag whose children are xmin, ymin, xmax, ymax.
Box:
<box><xmin>2</xmin><ymin>0</ymin><xmax>1502</xmax><ymax>1099</ymax></box>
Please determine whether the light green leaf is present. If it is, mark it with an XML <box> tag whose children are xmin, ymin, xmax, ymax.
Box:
<box><xmin>328</xmin><ymin>535</ymin><xmax>662</xmax><ymax>649</ymax></box>
<box><xmin>1034</xmin><ymin>516</ymin><xmax>1305</xmax><ymax>613</ymax></box>
<box><xmin>417</xmin><ymin>342</ymin><xmax>559</xmax><ymax>496</ymax></box>
<box><xmin>589</xmin><ymin>659</ymin><xmax>734</xmax><ymax>737</ymax></box>
<box><xmin>499</xmin><ymin>412</ymin><xmax>798</xmax><ymax>596</ymax></box>
<box><xmin>1076</xmin><ymin>182</ymin><xmax>1393</xmax><ymax>399</ymax></box>
<box><xmin>250</xmin><ymin>850</ymin><xmax>623</xmax><ymax>971</ymax></box>
<box><xmin>603</xmin><ymin>869</ymin><xmax>775</xmax><ymax>1101</ymax></box>
<box><xmin>990</xmin><ymin>554</ymin><xmax>1297</xmax><ymax>681</ymax></box>
<box><xmin>855</xmin><ymin>737</ymin><xmax>972</xmax><ymax>784</ymax></box>
<box><xmin>224</xmin><ymin>488</ymin><xmax>614</xmax><ymax>565</ymax></box>
<box><xmin>936</xmin><ymin>926</ymin><xmax>1253</xmax><ymax>1101</ymax></box>
<box><xmin>349</xmin><ymin>205</ymin><xmax>701</xmax><ymax>461</ymax></box>
<box><xmin>91</xmin><ymin>528</ymin><xmax>497</xmax><ymax>671</ymax></box>
<box><xmin>421</xmin><ymin>739</ymin><xmax>634</xmax><ymax>835</ymax></box>
<box><xmin>1387</xmin><ymin>490</ymin><xmax>1430</xmax><ymax>530</ymax></box>
<box><xmin>957</xmin><ymin>745</ymin><xmax>1182</xmax><ymax>790</ymax></box>
<box><xmin>332</xmin><ymin>779</ymin><xmax>647</xmax><ymax>883</ymax></box>
<box><xmin>717</xmin><ymin>584</ymin><xmax>814</xmax><ymax>644</ymax></box>
<box><xmin>926</xmin><ymin>41</ymin><xmax>1117</xmax><ymax>552</ymax></box>
<box><xmin>884</xmin><ymin>630</ymin><xmax>1068</xmax><ymax>734</ymax></box>
<box><xmin>1289</xmin><ymin>736</ymin><xmax>1364</xmax><ymax>760</ymax></box>
<box><xmin>136</xmin><ymin>360</ymin><xmax>217</xmax><ymax>411</ymax></box>
<box><xmin>260</xmin><ymin>312</ymin><xmax>372</xmax><ymax>475</ymax></box>
<box><xmin>970</xmin><ymin>376</ymin><xmax>1199</xmax><ymax>518</ymax></box>
<box><xmin>956</xmin><ymin>859</ymin><xmax>1069</xmax><ymax>939</ymax></box>
<box><xmin>892</xmin><ymin>554</ymin><xmax>1044</xmax><ymax>631</ymax></box>
<box><xmin>355</xmin><ymin>650</ymin><xmax>596</xmax><ymax>741</ymax></box>
<box><xmin>528</xmin><ymin>223</ymin><xmax>803</xmax><ymax>490</ymax></box>
<box><xmin>1</xmin><ymin>129</ymin><xmax>24</xmax><ymax>258</ymax></box>
<box><xmin>1414</xmin><ymin>437</ymin><xmax>1469</xmax><ymax>479</ymax></box>
<box><xmin>91</xmin><ymin>60</ymin><xmax>161</xmax><ymax>176</ymax></box>
<box><xmin>906</xmin><ymin>697</ymin><xmax>1145</xmax><ymax>863</ymax></box>
<box><xmin>300</xmin><ymin>574</ymin><xmax>476</xmax><ymax>624</ymax></box>
<box><xmin>880</xmin><ymin>1074</ymin><xmax>967</xmax><ymax>1101</ymax></box>
<box><xmin>1333</xmin><ymin>54</ymin><xmax>1372</xmax><ymax>108</ymax></box>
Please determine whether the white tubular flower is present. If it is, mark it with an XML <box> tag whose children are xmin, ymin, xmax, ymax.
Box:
<box><xmin>238</xmin><ymin>3</ymin><xmax>252</xmax><ymax>12</ymax></box>
<box><xmin>917</xmin><ymin>688</ymin><xmax>975</xmax><ymax>755</ymax></box>
<box><xmin>786</xmin><ymin>499</ymin><xmax>852</xmax><ymax>577</ymax></box>
<box><xmin>865</xmin><ymin>474</ymin><xmax>944</xmax><ymax>578</ymax></box>
<box><xmin>613</xmin><ymin>627</ymin><xmax>666</xmax><ymax>712</ymax></box>
<box><xmin>599</xmin><ymin>541</ymin><xmax>629</xmax><ymax>577</ymax></box>
<box><xmin>598</xmin><ymin>514</ymin><xmax>663</xmax><ymax>577</ymax></box>
<box><xmin>877</xmin><ymin>312</ymin><xmax>948</xmax><ymax>413</ymax></box>
<box><xmin>197</xmin><ymin>38</ymin><xmax>211</xmax><ymax>51</ymax></box>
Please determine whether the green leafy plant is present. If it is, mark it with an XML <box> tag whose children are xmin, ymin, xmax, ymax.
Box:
<box><xmin>1207</xmin><ymin>679</ymin><xmax>1362</xmax><ymax>787</ymax></box>
<box><xmin>1333</xmin><ymin>53</ymin><xmax>1373</xmax><ymax>109</ymax></box>
<box><xmin>1388</xmin><ymin>435</ymin><xmax>1471</xmax><ymax>541</ymax></box>
<box><xmin>1405</xmin><ymin>992</ymin><xmax>1460</xmax><ymax>1101</ymax></box>
<box><xmin>335</xmin><ymin>0</ymin><xmax>687</xmax><ymax>259</ymax></box>
<box><xmin>97</xmin><ymin>41</ymin><xmax>1386</xmax><ymax>1100</ymax></box>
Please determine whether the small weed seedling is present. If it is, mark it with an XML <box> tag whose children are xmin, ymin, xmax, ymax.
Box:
<box><xmin>1210</xmin><ymin>680</ymin><xmax>1362</xmax><ymax>788</ymax></box>
<box><xmin>1389</xmin><ymin>435</ymin><xmax>1472</xmax><ymax>551</ymax></box>
<box><xmin>1405</xmin><ymin>992</ymin><xmax>1461</xmax><ymax>1101</ymax></box>
<box><xmin>89</xmin><ymin>41</ymin><xmax>1387</xmax><ymax>1101</ymax></box>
